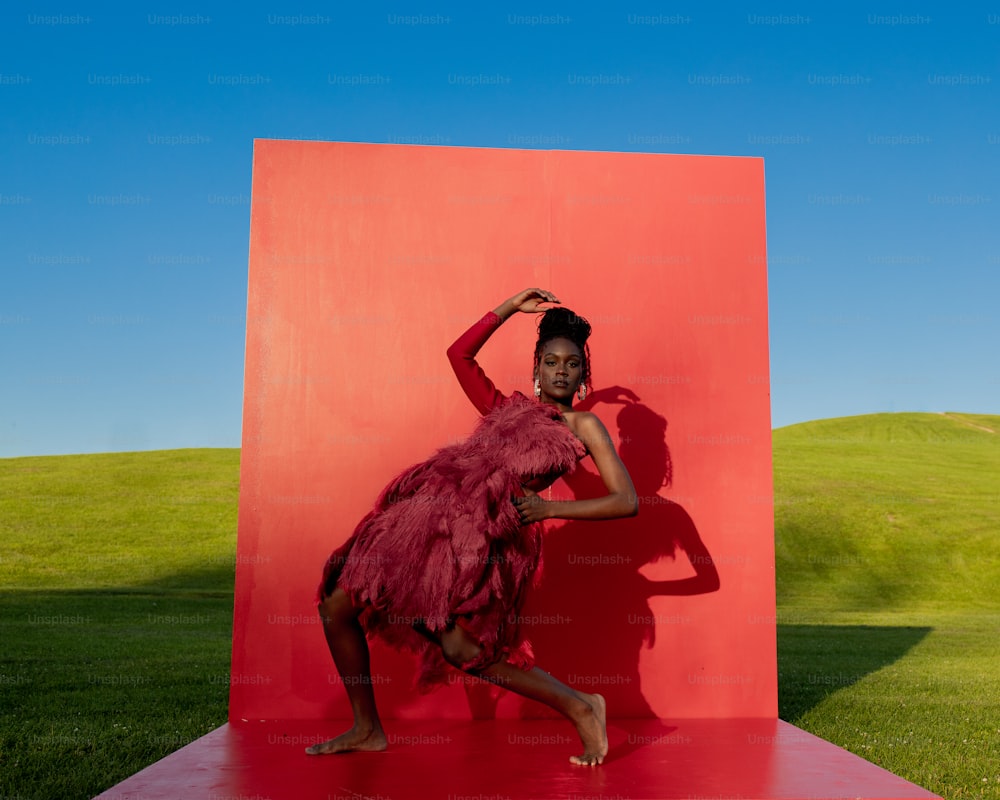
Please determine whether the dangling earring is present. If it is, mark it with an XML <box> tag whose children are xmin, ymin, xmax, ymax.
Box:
<box><xmin>578</xmin><ymin>383</ymin><xmax>587</xmax><ymax>401</ymax></box>
<box><xmin>533</xmin><ymin>378</ymin><xmax>541</xmax><ymax>398</ymax></box>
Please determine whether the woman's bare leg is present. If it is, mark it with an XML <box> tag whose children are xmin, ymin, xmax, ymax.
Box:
<box><xmin>305</xmin><ymin>587</ymin><xmax>388</xmax><ymax>755</ymax></box>
<box><xmin>437</xmin><ymin>626</ymin><xmax>608</xmax><ymax>765</ymax></box>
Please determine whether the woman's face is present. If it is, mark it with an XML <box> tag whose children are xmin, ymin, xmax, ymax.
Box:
<box><xmin>536</xmin><ymin>337</ymin><xmax>584</xmax><ymax>402</ymax></box>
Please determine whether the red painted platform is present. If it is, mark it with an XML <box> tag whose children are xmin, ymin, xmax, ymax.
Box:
<box><xmin>93</xmin><ymin>718</ymin><xmax>940</xmax><ymax>800</ymax></box>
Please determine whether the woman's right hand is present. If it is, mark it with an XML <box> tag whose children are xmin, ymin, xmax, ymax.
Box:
<box><xmin>508</xmin><ymin>288</ymin><xmax>561</xmax><ymax>314</ymax></box>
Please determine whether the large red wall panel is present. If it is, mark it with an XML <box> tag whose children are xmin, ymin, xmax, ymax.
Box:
<box><xmin>234</xmin><ymin>141</ymin><xmax>773</xmax><ymax>722</ymax></box>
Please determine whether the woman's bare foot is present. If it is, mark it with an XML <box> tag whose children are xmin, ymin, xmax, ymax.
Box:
<box><xmin>569</xmin><ymin>693</ymin><xmax>608</xmax><ymax>766</ymax></box>
<box><xmin>305</xmin><ymin>725</ymin><xmax>388</xmax><ymax>755</ymax></box>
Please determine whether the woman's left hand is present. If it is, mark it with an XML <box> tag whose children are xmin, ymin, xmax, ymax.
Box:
<box><xmin>513</xmin><ymin>489</ymin><xmax>550</xmax><ymax>524</ymax></box>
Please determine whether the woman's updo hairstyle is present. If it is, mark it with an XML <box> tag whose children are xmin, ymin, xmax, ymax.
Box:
<box><xmin>534</xmin><ymin>306</ymin><xmax>592</xmax><ymax>390</ymax></box>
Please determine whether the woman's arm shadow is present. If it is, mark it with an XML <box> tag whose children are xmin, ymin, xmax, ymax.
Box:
<box><xmin>562</xmin><ymin>386</ymin><xmax>721</xmax><ymax>599</ymax></box>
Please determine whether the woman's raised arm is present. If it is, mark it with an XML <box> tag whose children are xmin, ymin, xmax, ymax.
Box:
<box><xmin>447</xmin><ymin>288</ymin><xmax>561</xmax><ymax>415</ymax></box>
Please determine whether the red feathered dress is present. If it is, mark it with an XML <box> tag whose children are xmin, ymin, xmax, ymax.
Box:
<box><xmin>319</xmin><ymin>312</ymin><xmax>586</xmax><ymax>689</ymax></box>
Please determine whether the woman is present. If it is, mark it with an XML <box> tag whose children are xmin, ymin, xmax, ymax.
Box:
<box><xmin>308</xmin><ymin>288</ymin><xmax>638</xmax><ymax>766</ymax></box>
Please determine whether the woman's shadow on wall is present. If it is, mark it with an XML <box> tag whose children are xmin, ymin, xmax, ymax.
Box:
<box><xmin>465</xmin><ymin>388</ymin><xmax>721</xmax><ymax>737</ymax></box>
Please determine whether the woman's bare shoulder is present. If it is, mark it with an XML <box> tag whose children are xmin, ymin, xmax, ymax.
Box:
<box><xmin>562</xmin><ymin>410</ymin><xmax>614</xmax><ymax>452</ymax></box>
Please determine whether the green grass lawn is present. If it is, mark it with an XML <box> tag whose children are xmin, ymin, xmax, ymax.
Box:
<box><xmin>773</xmin><ymin>412</ymin><xmax>1000</xmax><ymax>799</ymax></box>
<box><xmin>2</xmin><ymin>413</ymin><xmax>998</xmax><ymax>799</ymax></box>
<box><xmin>1</xmin><ymin>450</ymin><xmax>238</xmax><ymax>798</ymax></box>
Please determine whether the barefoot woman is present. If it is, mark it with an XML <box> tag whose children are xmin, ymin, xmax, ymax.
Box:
<box><xmin>308</xmin><ymin>288</ymin><xmax>637</xmax><ymax>765</ymax></box>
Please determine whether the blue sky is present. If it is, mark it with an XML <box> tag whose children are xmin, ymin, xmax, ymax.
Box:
<box><xmin>2</xmin><ymin>4</ymin><xmax>997</xmax><ymax>456</ymax></box>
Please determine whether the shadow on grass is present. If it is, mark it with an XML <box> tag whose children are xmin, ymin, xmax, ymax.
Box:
<box><xmin>777</xmin><ymin>624</ymin><xmax>932</xmax><ymax>723</ymax></box>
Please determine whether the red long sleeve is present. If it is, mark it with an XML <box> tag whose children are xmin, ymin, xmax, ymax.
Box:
<box><xmin>447</xmin><ymin>311</ymin><xmax>508</xmax><ymax>415</ymax></box>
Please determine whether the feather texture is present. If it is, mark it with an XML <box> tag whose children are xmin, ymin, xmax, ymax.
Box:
<box><xmin>319</xmin><ymin>392</ymin><xmax>586</xmax><ymax>689</ymax></box>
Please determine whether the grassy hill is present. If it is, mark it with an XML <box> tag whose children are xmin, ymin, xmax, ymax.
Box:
<box><xmin>0</xmin><ymin>448</ymin><xmax>240</xmax><ymax>591</ymax></box>
<box><xmin>772</xmin><ymin>411</ymin><xmax>999</xmax><ymax>613</ymax></box>
<box><xmin>1</xmin><ymin>416</ymin><xmax>998</xmax><ymax>799</ymax></box>
<box><xmin>0</xmin><ymin>449</ymin><xmax>240</xmax><ymax>799</ymax></box>
<box><xmin>770</xmin><ymin>412</ymin><xmax>999</xmax><ymax>799</ymax></box>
